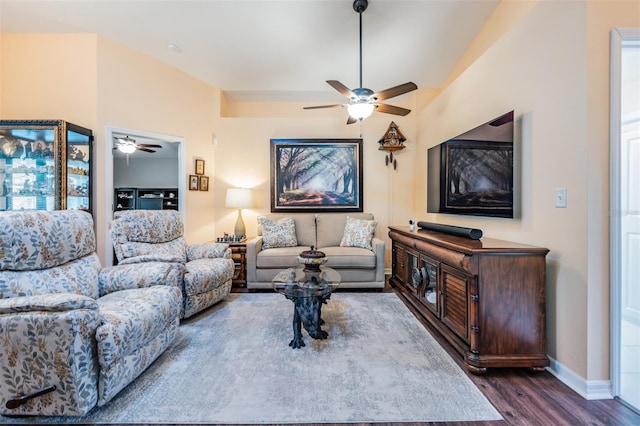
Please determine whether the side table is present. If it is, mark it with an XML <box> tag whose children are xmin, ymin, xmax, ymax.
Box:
<box><xmin>228</xmin><ymin>239</ymin><xmax>250</xmax><ymax>288</ymax></box>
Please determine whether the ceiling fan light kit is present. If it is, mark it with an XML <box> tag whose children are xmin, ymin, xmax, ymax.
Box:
<box><xmin>116</xmin><ymin>137</ymin><xmax>137</xmax><ymax>154</ymax></box>
<box><xmin>304</xmin><ymin>0</ymin><xmax>418</xmax><ymax>124</ymax></box>
<box><xmin>347</xmin><ymin>103</ymin><xmax>375</xmax><ymax>121</ymax></box>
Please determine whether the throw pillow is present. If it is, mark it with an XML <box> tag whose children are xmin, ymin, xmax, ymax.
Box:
<box><xmin>340</xmin><ymin>216</ymin><xmax>377</xmax><ymax>250</ymax></box>
<box><xmin>260</xmin><ymin>216</ymin><xmax>298</xmax><ymax>249</ymax></box>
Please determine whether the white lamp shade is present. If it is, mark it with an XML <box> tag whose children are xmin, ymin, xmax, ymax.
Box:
<box><xmin>347</xmin><ymin>103</ymin><xmax>375</xmax><ymax>121</ymax></box>
<box><xmin>225</xmin><ymin>188</ymin><xmax>254</xmax><ymax>209</ymax></box>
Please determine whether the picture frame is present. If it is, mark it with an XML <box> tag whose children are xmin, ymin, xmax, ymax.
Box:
<box><xmin>195</xmin><ymin>159</ymin><xmax>205</xmax><ymax>175</ymax></box>
<box><xmin>270</xmin><ymin>138</ymin><xmax>363</xmax><ymax>212</ymax></box>
<box><xmin>189</xmin><ymin>175</ymin><xmax>199</xmax><ymax>191</ymax></box>
<box><xmin>199</xmin><ymin>175</ymin><xmax>209</xmax><ymax>191</ymax></box>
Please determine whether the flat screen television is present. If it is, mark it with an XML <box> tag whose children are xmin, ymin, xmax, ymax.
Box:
<box><xmin>427</xmin><ymin>111</ymin><xmax>515</xmax><ymax>218</ymax></box>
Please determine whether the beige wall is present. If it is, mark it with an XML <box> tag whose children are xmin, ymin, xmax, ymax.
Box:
<box><xmin>211</xmin><ymin>112</ymin><xmax>418</xmax><ymax>268</ymax></box>
<box><xmin>0</xmin><ymin>33</ymin><xmax>97</xmax><ymax>132</ymax></box>
<box><xmin>415</xmin><ymin>0</ymin><xmax>639</xmax><ymax>382</ymax></box>
<box><xmin>585</xmin><ymin>0</ymin><xmax>640</xmax><ymax>381</ymax></box>
<box><xmin>95</xmin><ymin>36</ymin><xmax>219</xmax><ymax>259</ymax></box>
<box><xmin>2</xmin><ymin>0</ymin><xmax>639</xmax><ymax>386</ymax></box>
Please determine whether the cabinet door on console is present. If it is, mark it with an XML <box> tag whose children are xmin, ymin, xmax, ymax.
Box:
<box><xmin>418</xmin><ymin>255</ymin><xmax>439</xmax><ymax>316</ymax></box>
<box><xmin>392</xmin><ymin>242</ymin><xmax>407</xmax><ymax>284</ymax></box>
<box><xmin>406</xmin><ymin>249</ymin><xmax>421</xmax><ymax>297</ymax></box>
<box><xmin>441</xmin><ymin>264</ymin><xmax>473</xmax><ymax>343</ymax></box>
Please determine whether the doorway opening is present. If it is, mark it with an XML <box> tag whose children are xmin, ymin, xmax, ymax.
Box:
<box><xmin>610</xmin><ymin>27</ymin><xmax>640</xmax><ymax>414</ymax></box>
<box><xmin>104</xmin><ymin>126</ymin><xmax>186</xmax><ymax>266</ymax></box>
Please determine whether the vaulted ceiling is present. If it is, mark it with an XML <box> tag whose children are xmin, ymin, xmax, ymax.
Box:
<box><xmin>1</xmin><ymin>0</ymin><xmax>500</xmax><ymax>103</ymax></box>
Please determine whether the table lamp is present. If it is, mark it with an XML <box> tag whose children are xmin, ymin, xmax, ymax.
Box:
<box><xmin>225</xmin><ymin>188</ymin><xmax>253</xmax><ymax>237</ymax></box>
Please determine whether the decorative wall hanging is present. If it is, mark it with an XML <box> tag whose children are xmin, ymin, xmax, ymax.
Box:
<box><xmin>189</xmin><ymin>175</ymin><xmax>199</xmax><ymax>191</ymax></box>
<box><xmin>378</xmin><ymin>121</ymin><xmax>406</xmax><ymax>170</ymax></box>
<box><xmin>195</xmin><ymin>159</ymin><xmax>205</xmax><ymax>175</ymax></box>
<box><xmin>199</xmin><ymin>176</ymin><xmax>209</xmax><ymax>191</ymax></box>
<box><xmin>270</xmin><ymin>138</ymin><xmax>363</xmax><ymax>212</ymax></box>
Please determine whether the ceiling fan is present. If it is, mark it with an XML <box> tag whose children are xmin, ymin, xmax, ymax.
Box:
<box><xmin>113</xmin><ymin>136</ymin><xmax>163</xmax><ymax>154</ymax></box>
<box><xmin>304</xmin><ymin>0</ymin><xmax>418</xmax><ymax>124</ymax></box>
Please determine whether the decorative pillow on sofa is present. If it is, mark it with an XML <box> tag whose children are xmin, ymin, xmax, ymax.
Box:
<box><xmin>340</xmin><ymin>216</ymin><xmax>377</xmax><ymax>250</ymax></box>
<box><xmin>259</xmin><ymin>216</ymin><xmax>298</xmax><ymax>249</ymax></box>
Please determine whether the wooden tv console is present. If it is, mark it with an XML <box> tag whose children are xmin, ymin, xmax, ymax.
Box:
<box><xmin>388</xmin><ymin>226</ymin><xmax>550</xmax><ymax>374</ymax></box>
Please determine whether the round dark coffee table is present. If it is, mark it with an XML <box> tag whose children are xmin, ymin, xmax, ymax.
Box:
<box><xmin>272</xmin><ymin>266</ymin><xmax>340</xmax><ymax>348</ymax></box>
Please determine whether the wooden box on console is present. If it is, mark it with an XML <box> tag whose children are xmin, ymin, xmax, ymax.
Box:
<box><xmin>388</xmin><ymin>226</ymin><xmax>550</xmax><ymax>374</ymax></box>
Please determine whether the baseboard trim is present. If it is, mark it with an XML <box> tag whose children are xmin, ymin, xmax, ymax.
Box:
<box><xmin>547</xmin><ymin>356</ymin><xmax>613</xmax><ymax>400</ymax></box>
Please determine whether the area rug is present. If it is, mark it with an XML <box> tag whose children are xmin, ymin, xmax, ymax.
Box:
<box><xmin>1</xmin><ymin>293</ymin><xmax>502</xmax><ymax>424</ymax></box>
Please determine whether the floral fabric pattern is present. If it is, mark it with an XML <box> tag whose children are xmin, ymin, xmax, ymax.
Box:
<box><xmin>0</xmin><ymin>301</ymin><xmax>100</xmax><ymax>416</ymax></box>
<box><xmin>112</xmin><ymin>210</ymin><xmax>184</xmax><ymax>243</ymax></box>
<box><xmin>187</xmin><ymin>242</ymin><xmax>231</xmax><ymax>261</ymax></box>
<box><xmin>259</xmin><ymin>216</ymin><xmax>298</xmax><ymax>249</ymax></box>
<box><xmin>96</xmin><ymin>287</ymin><xmax>182</xmax><ymax>370</ymax></box>
<box><xmin>0</xmin><ymin>253</ymin><xmax>102</xmax><ymax>300</ymax></box>
<box><xmin>339</xmin><ymin>216</ymin><xmax>377</xmax><ymax>250</ymax></box>
<box><xmin>98</xmin><ymin>262</ymin><xmax>184</xmax><ymax>297</ymax></box>
<box><xmin>0</xmin><ymin>210</ymin><xmax>96</xmax><ymax>272</ymax></box>
<box><xmin>110</xmin><ymin>210</ymin><xmax>233</xmax><ymax>318</ymax></box>
<box><xmin>0</xmin><ymin>210</ymin><xmax>182</xmax><ymax>416</ymax></box>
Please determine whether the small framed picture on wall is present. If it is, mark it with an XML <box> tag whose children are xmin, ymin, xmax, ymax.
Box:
<box><xmin>195</xmin><ymin>159</ymin><xmax>205</xmax><ymax>175</ymax></box>
<box><xmin>199</xmin><ymin>176</ymin><xmax>209</xmax><ymax>191</ymax></box>
<box><xmin>189</xmin><ymin>175</ymin><xmax>199</xmax><ymax>191</ymax></box>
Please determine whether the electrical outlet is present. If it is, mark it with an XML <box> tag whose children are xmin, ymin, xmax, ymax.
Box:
<box><xmin>555</xmin><ymin>188</ymin><xmax>567</xmax><ymax>208</ymax></box>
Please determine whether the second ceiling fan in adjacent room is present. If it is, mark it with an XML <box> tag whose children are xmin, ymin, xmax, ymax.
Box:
<box><xmin>114</xmin><ymin>136</ymin><xmax>163</xmax><ymax>154</ymax></box>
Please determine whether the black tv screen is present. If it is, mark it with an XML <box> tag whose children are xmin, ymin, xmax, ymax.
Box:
<box><xmin>427</xmin><ymin>111</ymin><xmax>515</xmax><ymax>218</ymax></box>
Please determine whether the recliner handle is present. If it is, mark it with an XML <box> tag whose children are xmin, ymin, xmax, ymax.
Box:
<box><xmin>5</xmin><ymin>385</ymin><xmax>57</xmax><ymax>409</ymax></box>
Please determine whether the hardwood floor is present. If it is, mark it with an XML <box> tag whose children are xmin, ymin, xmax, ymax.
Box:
<box><xmin>386</xmin><ymin>282</ymin><xmax>640</xmax><ymax>426</ymax></box>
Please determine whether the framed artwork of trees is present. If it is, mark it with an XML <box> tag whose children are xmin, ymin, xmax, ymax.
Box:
<box><xmin>270</xmin><ymin>139</ymin><xmax>363</xmax><ymax>212</ymax></box>
<box><xmin>442</xmin><ymin>140</ymin><xmax>514</xmax><ymax>217</ymax></box>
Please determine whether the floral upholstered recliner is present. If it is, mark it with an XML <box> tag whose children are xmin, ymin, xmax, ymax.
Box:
<box><xmin>110</xmin><ymin>210</ymin><xmax>234</xmax><ymax>318</ymax></box>
<box><xmin>0</xmin><ymin>210</ymin><xmax>183</xmax><ymax>416</ymax></box>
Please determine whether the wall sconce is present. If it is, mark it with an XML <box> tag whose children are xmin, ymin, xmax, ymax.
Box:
<box><xmin>225</xmin><ymin>188</ymin><xmax>254</xmax><ymax>237</ymax></box>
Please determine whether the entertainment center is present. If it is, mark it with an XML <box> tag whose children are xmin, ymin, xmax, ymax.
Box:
<box><xmin>388</xmin><ymin>225</ymin><xmax>550</xmax><ymax>374</ymax></box>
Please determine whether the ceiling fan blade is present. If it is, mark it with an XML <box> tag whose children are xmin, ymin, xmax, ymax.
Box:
<box><xmin>326</xmin><ymin>80</ymin><xmax>356</xmax><ymax>99</ymax></box>
<box><xmin>137</xmin><ymin>147</ymin><xmax>156</xmax><ymax>153</ymax></box>
<box><xmin>346</xmin><ymin>115</ymin><xmax>358</xmax><ymax>125</ymax></box>
<box><xmin>374</xmin><ymin>82</ymin><xmax>418</xmax><ymax>101</ymax></box>
<box><xmin>138</xmin><ymin>144</ymin><xmax>162</xmax><ymax>148</ymax></box>
<box><xmin>375</xmin><ymin>103</ymin><xmax>412</xmax><ymax>116</ymax></box>
<box><xmin>303</xmin><ymin>104</ymin><xmax>343</xmax><ymax>110</ymax></box>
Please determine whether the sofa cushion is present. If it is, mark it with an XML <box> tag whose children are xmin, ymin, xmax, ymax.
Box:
<box><xmin>340</xmin><ymin>216</ymin><xmax>377</xmax><ymax>250</ymax></box>
<box><xmin>258</xmin><ymin>214</ymin><xmax>316</xmax><ymax>247</ymax></box>
<box><xmin>257</xmin><ymin>246</ymin><xmax>311</xmax><ymax>269</ymax></box>
<box><xmin>259</xmin><ymin>216</ymin><xmax>298</xmax><ymax>249</ymax></box>
<box><xmin>320</xmin><ymin>246</ymin><xmax>377</xmax><ymax>269</ymax></box>
<box><xmin>316</xmin><ymin>213</ymin><xmax>374</xmax><ymax>248</ymax></box>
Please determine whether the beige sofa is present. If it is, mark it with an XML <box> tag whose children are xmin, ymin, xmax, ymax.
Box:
<box><xmin>246</xmin><ymin>212</ymin><xmax>385</xmax><ymax>289</ymax></box>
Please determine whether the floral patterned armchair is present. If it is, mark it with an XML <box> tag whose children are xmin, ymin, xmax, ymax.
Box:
<box><xmin>0</xmin><ymin>210</ymin><xmax>183</xmax><ymax>416</ymax></box>
<box><xmin>110</xmin><ymin>210</ymin><xmax>234</xmax><ymax>318</ymax></box>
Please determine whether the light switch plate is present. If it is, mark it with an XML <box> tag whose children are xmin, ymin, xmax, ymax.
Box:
<box><xmin>555</xmin><ymin>187</ymin><xmax>567</xmax><ymax>208</ymax></box>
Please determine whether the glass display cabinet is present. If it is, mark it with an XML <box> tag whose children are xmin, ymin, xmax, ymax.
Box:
<box><xmin>0</xmin><ymin>120</ymin><xmax>93</xmax><ymax>212</ymax></box>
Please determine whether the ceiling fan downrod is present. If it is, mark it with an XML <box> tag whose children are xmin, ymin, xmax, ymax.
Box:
<box><xmin>353</xmin><ymin>0</ymin><xmax>368</xmax><ymax>91</ymax></box>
